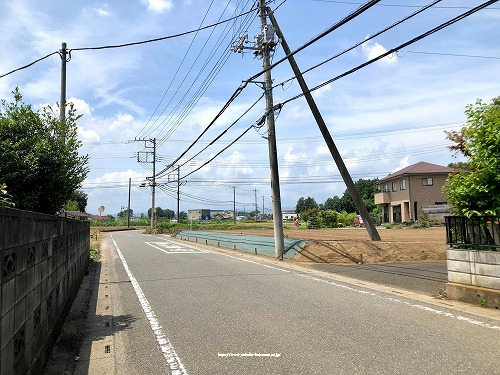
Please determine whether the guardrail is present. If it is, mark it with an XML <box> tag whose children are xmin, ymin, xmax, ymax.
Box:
<box><xmin>445</xmin><ymin>216</ymin><xmax>500</xmax><ymax>250</ymax></box>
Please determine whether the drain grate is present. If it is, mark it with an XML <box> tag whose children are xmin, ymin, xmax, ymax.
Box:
<box><xmin>105</xmin><ymin>345</ymin><xmax>111</xmax><ymax>354</ymax></box>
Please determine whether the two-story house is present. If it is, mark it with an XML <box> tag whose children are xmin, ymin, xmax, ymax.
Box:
<box><xmin>374</xmin><ymin>161</ymin><xmax>456</xmax><ymax>223</ymax></box>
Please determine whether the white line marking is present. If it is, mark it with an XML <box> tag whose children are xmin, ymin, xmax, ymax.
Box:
<box><xmin>145</xmin><ymin>242</ymin><xmax>208</xmax><ymax>254</ymax></box>
<box><xmin>111</xmin><ymin>236</ymin><xmax>188</xmax><ymax>374</ymax></box>
<box><xmin>295</xmin><ymin>272</ymin><xmax>500</xmax><ymax>331</ymax></box>
<box><xmin>149</xmin><ymin>236</ymin><xmax>500</xmax><ymax>331</ymax></box>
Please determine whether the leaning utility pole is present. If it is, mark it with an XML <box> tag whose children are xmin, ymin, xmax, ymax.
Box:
<box><xmin>266</xmin><ymin>7</ymin><xmax>381</xmax><ymax>241</ymax></box>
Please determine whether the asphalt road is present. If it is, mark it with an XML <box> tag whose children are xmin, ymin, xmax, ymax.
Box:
<box><xmin>101</xmin><ymin>230</ymin><xmax>500</xmax><ymax>374</ymax></box>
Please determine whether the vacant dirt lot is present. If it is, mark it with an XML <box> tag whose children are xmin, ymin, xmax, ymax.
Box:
<box><xmin>221</xmin><ymin>227</ymin><xmax>447</xmax><ymax>264</ymax></box>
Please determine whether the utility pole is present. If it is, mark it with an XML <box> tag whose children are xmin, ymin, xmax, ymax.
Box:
<box><xmin>59</xmin><ymin>42</ymin><xmax>67</xmax><ymax>123</ymax></box>
<box><xmin>266</xmin><ymin>7</ymin><xmax>381</xmax><ymax>241</ymax></box>
<box><xmin>233</xmin><ymin>186</ymin><xmax>236</xmax><ymax>225</ymax></box>
<box><xmin>262</xmin><ymin>195</ymin><xmax>265</xmax><ymax>218</ymax></box>
<box><xmin>177</xmin><ymin>166</ymin><xmax>180</xmax><ymax>222</ymax></box>
<box><xmin>259</xmin><ymin>0</ymin><xmax>285</xmax><ymax>257</ymax></box>
<box><xmin>127</xmin><ymin>178</ymin><xmax>131</xmax><ymax>228</ymax></box>
<box><xmin>136</xmin><ymin>138</ymin><xmax>156</xmax><ymax>231</ymax></box>
<box><xmin>232</xmin><ymin>1</ymin><xmax>285</xmax><ymax>257</ymax></box>
<box><xmin>254</xmin><ymin>188</ymin><xmax>258</xmax><ymax>222</ymax></box>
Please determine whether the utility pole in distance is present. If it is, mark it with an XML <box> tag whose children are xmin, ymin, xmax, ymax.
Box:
<box><xmin>233</xmin><ymin>186</ymin><xmax>236</xmax><ymax>225</ymax></box>
<box><xmin>254</xmin><ymin>188</ymin><xmax>258</xmax><ymax>222</ymax></box>
<box><xmin>136</xmin><ymin>138</ymin><xmax>157</xmax><ymax>232</ymax></box>
<box><xmin>266</xmin><ymin>7</ymin><xmax>381</xmax><ymax>241</ymax></box>
<box><xmin>127</xmin><ymin>177</ymin><xmax>131</xmax><ymax>228</ymax></box>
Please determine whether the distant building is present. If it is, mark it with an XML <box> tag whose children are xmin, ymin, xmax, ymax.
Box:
<box><xmin>282</xmin><ymin>210</ymin><xmax>298</xmax><ymax>221</ymax></box>
<box><xmin>374</xmin><ymin>161</ymin><xmax>456</xmax><ymax>223</ymax></box>
<box><xmin>188</xmin><ymin>209</ymin><xmax>211</xmax><ymax>221</ymax></box>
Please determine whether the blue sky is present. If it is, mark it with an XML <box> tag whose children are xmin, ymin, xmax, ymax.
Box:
<box><xmin>1</xmin><ymin>0</ymin><xmax>499</xmax><ymax>216</ymax></box>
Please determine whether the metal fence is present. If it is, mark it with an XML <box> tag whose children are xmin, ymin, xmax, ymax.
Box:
<box><xmin>445</xmin><ymin>216</ymin><xmax>500</xmax><ymax>250</ymax></box>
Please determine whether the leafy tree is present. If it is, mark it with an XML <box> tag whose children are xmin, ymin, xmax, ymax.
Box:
<box><xmin>0</xmin><ymin>88</ymin><xmax>89</xmax><ymax>214</ymax></box>
<box><xmin>0</xmin><ymin>183</ymin><xmax>15</xmax><ymax>207</ymax></box>
<box><xmin>300</xmin><ymin>208</ymin><xmax>320</xmax><ymax>222</ymax></box>
<box><xmin>64</xmin><ymin>200</ymin><xmax>79</xmax><ymax>211</ymax></box>
<box><xmin>179</xmin><ymin>211</ymin><xmax>188</xmax><ymax>220</ymax></box>
<box><xmin>117</xmin><ymin>209</ymin><xmax>134</xmax><ymax>218</ymax></box>
<box><xmin>319</xmin><ymin>209</ymin><xmax>338</xmax><ymax>228</ymax></box>
<box><xmin>148</xmin><ymin>207</ymin><xmax>175</xmax><ymax>219</ymax></box>
<box><xmin>444</xmin><ymin>97</ymin><xmax>500</xmax><ymax>216</ymax></box>
<box><xmin>70</xmin><ymin>189</ymin><xmax>88</xmax><ymax>212</ymax></box>
<box><xmin>296</xmin><ymin>196</ymin><xmax>318</xmax><ymax>214</ymax></box>
<box><xmin>324</xmin><ymin>196</ymin><xmax>342</xmax><ymax>211</ymax></box>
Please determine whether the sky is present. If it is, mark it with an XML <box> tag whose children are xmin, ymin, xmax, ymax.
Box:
<box><xmin>1</xmin><ymin>0</ymin><xmax>499</xmax><ymax>217</ymax></box>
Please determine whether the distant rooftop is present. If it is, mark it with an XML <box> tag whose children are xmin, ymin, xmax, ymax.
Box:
<box><xmin>380</xmin><ymin>161</ymin><xmax>456</xmax><ymax>182</ymax></box>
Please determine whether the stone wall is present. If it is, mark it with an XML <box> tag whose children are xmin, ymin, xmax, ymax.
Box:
<box><xmin>446</xmin><ymin>249</ymin><xmax>500</xmax><ymax>309</ymax></box>
<box><xmin>0</xmin><ymin>207</ymin><xmax>90</xmax><ymax>375</ymax></box>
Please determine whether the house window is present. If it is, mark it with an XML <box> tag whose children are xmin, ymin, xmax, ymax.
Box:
<box><xmin>391</xmin><ymin>182</ymin><xmax>397</xmax><ymax>192</ymax></box>
<box><xmin>422</xmin><ymin>177</ymin><xmax>433</xmax><ymax>186</ymax></box>
<box><xmin>383</xmin><ymin>184</ymin><xmax>389</xmax><ymax>192</ymax></box>
<box><xmin>400</xmin><ymin>179</ymin><xmax>406</xmax><ymax>190</ymax></box>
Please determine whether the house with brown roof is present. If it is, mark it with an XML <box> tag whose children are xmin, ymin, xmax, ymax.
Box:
<box><xmin>374</xmin><ymin>161</ymin><xmax>456</xmax><ymax>223</ymax></box>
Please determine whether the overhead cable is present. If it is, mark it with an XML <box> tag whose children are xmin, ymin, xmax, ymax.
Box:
<box><xmin>0</xmin><ymin>51</ymin><xmax>59</xmax><ymax>79</ymax></box>
<box><xmin>279</xmin><ymin>0</ymin><xmax>499</xmax><ymax>107</ymax></box>
<box><xmin>246</xmin><ymin>0</ymin><xmax>382</xmax><ymax>83</ymax></box>
<box><xmin>157</xmin><ymin>93</ymin><xmax>265</xmax><ymax>178</ymax></box>
<box><xmin>275</xmin><ymin>0</ymin><xmax>443</xmax><ymax>88</ymax></box>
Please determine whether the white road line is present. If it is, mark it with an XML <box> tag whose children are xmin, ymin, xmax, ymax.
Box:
<box><xmin>111</xmin><ymin>236</ymin><xmax>188</xmax><ymax>375</ymax></box>
<box><xmin>145</xmin><ymin>242</ymin><xmax>207</xmax><ymax>254</ymax></box>
<box><xmin>296</xmin><ymin>272</ymin><xmax>500</xmax><ymax>331</ymax></box>
<box><xmin>149</xmin><ymin>235</ymin><xmax>500</xmax><ymax>331</ymax></box>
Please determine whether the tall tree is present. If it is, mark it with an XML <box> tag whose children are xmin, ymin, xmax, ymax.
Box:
<box><xmin>0</xmin><ymin>89</ymin><xmax>89</xmax><ymax>214</ymax></box>
<box><xmin>444</xmin><ymin>97</ymin><xmax>500</xmax><ymax>216</ymax></box>
<box><xmin>296</xmin><ymin>196</ymin><xmax>318</xmax><ymax>214</ymax></box>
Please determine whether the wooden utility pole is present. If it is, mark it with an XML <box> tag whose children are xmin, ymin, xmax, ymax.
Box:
<box><xmin>266</xmin><ymin>7</ymin><xmax>381</xmax><ymax>241</ymax></box>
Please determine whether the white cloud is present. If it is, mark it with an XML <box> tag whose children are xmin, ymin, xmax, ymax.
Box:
<box><xmin>96</xmin><ymin>5</ymin><xmax>111</xmax><ymax>17</ymax></box>
<box><xmin>140</xmin><ymin>0</ymin><xmax>174</xmax><ymax>13</ymax></box>
<box><xmin>284</xmin><ymin>147</ymin><xmax>308</xmax><ymax>164</ymax></box>
<box><xmin>391</xmin><ymin>156</ymin><xmax>409</xmax><ymax>174</ymax></box>
<box><xmin>109</xmin><ymin>113</ymin><xmax>135</xmax><ymax>131</ymax></box>
<box><xmin>361</xmin><ymin>38</ymin><xmax>398</xmax><ymax>65</ymax></box>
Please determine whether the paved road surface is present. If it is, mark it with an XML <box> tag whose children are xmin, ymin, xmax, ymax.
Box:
<box><xmin>304</xmin><ymin>262</ymin><xmax>448</xmax><ymax>296</ymax></box>
<box><xmin>81</xmin><ymin>230</ymin><xmax>500</xmax><ymax>374</ymax></box>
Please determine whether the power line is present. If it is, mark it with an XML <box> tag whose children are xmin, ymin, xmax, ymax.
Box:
<box><xmin>0</xmin><ymin>7</ymin><xmax>257</xmax><ymax>79</ymax></box>
<box><xmin>275</xmin><ymin>0</ymin><xmax>443</xmax><ymax>88</ymax></box>
<box><xmin>160</xmin><ymin>93</ymin><xmax>265</xmax><ymax>177</ymax></box>
<box><xmin>245</xmin><ymin>0</ymin><xmax>382</xmax><ymax>84</ymax></box>
<box><xmin>279</xmin><ymin>0</ymin><xmax>499</xmax><ymax>107</ymax></box>
<box><xmin>311</xmin><ymin>0</ymin><xmax>500</xmax><ymax>9</ymax></box>
<box><xmin>70</xmin><ymin>8</ymin><xmax>257</xmax><ymax>52</ymax></box>
<box><xmin>136</xmin><ymin>0</ymin><xmax>219</xmax><ymax>137</ymax></box>
<box><xmin>0</xmin><ymin>51</ymin><xmax>59</xmax><ymax>79</ymax></box>
<box><xmin>400</xmin><ymin>50</ymin><xmax>500</xmax><ymax>60</ymax></box>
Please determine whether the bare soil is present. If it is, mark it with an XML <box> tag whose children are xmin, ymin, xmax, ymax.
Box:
<box><xmin>219</xmin><ymin>227</ymin><xmax>447</xmax><ymax>264</ymax></box>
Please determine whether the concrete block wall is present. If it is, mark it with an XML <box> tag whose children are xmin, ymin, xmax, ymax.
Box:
<box><xmin>0</xmin><ymin>207</ymin><xmax>90</xmax><ymax>375</ymax></box>
<box><xmin>446</xmin><ymin>249</ymin><xmax>500</xmax><ymax>308</ymax></box>
<box><xmin>447</xmin><ymin>249</ymin><xmax>500</xmax><ymax>290</ymax></box>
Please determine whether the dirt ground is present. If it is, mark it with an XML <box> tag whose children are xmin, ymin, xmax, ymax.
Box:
<box><xmin>220</xmin><ymin>227</ymin><xmax>447</xmax><ymax>264</ymax></box>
